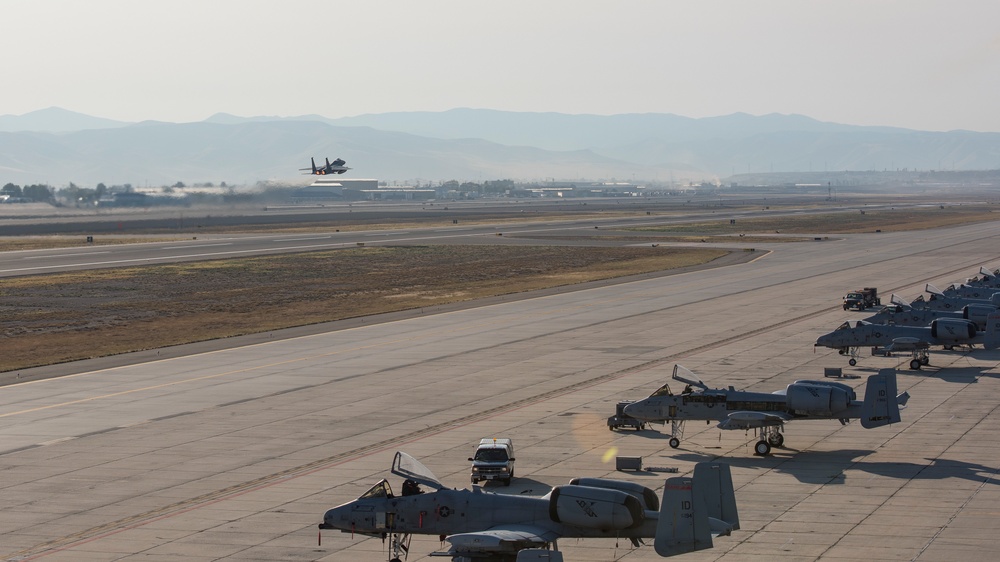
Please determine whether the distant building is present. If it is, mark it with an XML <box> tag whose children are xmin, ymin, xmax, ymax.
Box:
<box><xmin>293</xmin><ymin>178</ymin><xmax>434</xmax><ymax>201</ymax></box>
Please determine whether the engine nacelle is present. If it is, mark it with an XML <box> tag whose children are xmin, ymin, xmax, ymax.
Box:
<box><xmin>548</xmin><ymin>485</ymin><xmax>644</xmax><ymax>530</ymax></box>
<box><xmin>568</xmin><ymin>478</ymin><xmax>659</xmax><ymax>511</ymax></box>
<box><xmin>785</xmin><ymin>382</ymin><xmax>851</xmax><ymax>415</ymax></box>
<box><xmin>964</xmin><ymin>304</ymin><xmax>996</xmax><ymax>329</ymax></box>
<box><xmin>930</xmin><ymin>318</ymin><xmax>977</xmax><ymax>342</ymax></box>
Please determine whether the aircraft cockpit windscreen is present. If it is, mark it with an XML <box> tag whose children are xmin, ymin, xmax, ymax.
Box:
<box><xmin>890</xmin><ymin>294</ymin><xmax>907</xmax><ymax>307</ymax></box>
<box><xmin>390</xmin><ymin>451</ymin><xmax>445</xmax><ymax>491</ymax></box>
<box><xmin>650</xmin><ymin>383</ymin><xmax>672</xmax><ymax>397</ymax></box>
<box><xmin>836</xmin><ymin>321</ymin><xmax>851</xmax><ymax>331</ymax></box>
<box><xmin>359</xmin><ymin>479</ymin><xmax>393</xmax><ymax>500</ymax></box>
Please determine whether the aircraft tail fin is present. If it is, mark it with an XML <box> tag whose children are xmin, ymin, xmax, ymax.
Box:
<box><xmin>654</xmin><ymin>462</ymin><xmax>737</xmax><ymax>557</ymax></box>
<box><xmin>311</xmin><ymin>157</ymin><xmax>317</xmax><ymax>173</ymax></box>
<box><xmin>986</xmin><ymin>311</ymin><xmax>1000</xmax><ymax>349</ymax></box>
<box><xmin>860</xmin><ymin>369</ymin><xmax>902</xmax><ymax>428</ymax></box>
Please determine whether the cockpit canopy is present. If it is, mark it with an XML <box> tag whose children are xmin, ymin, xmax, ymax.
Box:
<box><xmin>390</xmin><ymin>451</ymin><xmax>444</xmax><ymax>491</ymax></box>
<box><xmin>359</xmin><ymin>479</ymin><xmax>393</xmax><ymax>500</ymax></box>
<box><xmin>650</xmin><ymin>383</ymin><xmax>673</xmax><ymax>397</ymax></box>
<box><xmin>835</xmin><ymin>320</ymin><xmax>868</xmax><ymax>331</ymax></box>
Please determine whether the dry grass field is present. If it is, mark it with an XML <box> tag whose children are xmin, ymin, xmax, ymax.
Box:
<box><xmin>0</xmin><ymin>245</ymin><xmax>728</xmax><ymax>372</ymax></box>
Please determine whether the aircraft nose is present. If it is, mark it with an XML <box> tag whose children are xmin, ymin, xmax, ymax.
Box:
<box><xmin>623</xmin><ymin>400</ymin><xmax>655</xmax><ymax>421</ymax></box>
<box><xmin>319</xmin><ymin>504</ymin><xmax>355</xmax><ymax>531</ymax></box>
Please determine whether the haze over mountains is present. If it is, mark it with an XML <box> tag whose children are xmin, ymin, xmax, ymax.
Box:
<box><xmin>1</xmin><ymin>107</ymin><xmax>998</xmax><ymax>187</ymax></box>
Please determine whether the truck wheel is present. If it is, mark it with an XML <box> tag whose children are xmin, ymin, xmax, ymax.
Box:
<box><xmin>503</xmin><ymin>478</ymin><xmax>511</xmax><ymax>486</ymax></box>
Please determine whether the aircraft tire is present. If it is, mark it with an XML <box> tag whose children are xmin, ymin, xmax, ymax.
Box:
<box><xmin>921</xmin><ymin>356</ymin><xmax>930</xmax><ymax>365</ymax></box>
<box><xmin>768</xmin><ymin>433</ymin><xmax>784</xmax><ymax>448</ymax></box>
<box><xmin>668</xmin><ymin>437</ymin><xmax>680</xmax><ymax>449</ymax></box>
<box><xmin>849</xmin><ymin>358</ymin><xmax>857</xmax><ymax>366</ymax></box>
<box><xmin>909</xmin><ymin>359</ymin><xmax>922</xmax><ymax>370</ymax></box>
<box><xmin>754</xmin><ymin>441</ymin><xmax>771</xmax><ymax>456</ymax></box>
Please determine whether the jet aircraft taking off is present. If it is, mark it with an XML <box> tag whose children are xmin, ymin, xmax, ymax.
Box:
<box><xmin>301</xmin><ymin>156</ymin><xmax>350</xmax><ymax>175</ymax></box>
<box><xmin>623</xmin><ymin>366</ymin><xmax>908</xmax><ymax>456</ymax></box>
<box><xmin>319</xmin><ymin>452</ymin><xmax>740</xmax><ymax>562</ymax></box>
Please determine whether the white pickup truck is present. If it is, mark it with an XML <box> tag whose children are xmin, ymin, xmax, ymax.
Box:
<box><xmin>469</xmin><ymin>438</ymin><xmax>515</xmax><ymax>486</ymax></box>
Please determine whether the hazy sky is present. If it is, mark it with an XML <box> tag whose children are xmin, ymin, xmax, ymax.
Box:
<box><xmin>3</xmin><ymin>0</ymin><xmax>999</xmax><ymax>131</ymax></box>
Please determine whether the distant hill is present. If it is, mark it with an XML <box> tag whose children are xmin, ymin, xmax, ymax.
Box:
<box><xmin>0</xmin><ymin>107</ymin><xmax>130</xmax><ymax>133</ymax></box>
<box><xmin>0</xmin><ymin>120</ymin><xmax>671</xmax><ymax>186</ymax></box>
<box><xmin>0</xmin><ymin>108</ymin><xmax>998</xmax><ymax>187</ymax></box>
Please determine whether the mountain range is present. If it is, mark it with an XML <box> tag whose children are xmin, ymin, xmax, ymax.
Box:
<box><xmin>1</xmin><ymin>107</ymin><xmax>998</xmax><ymax>187</ymax></box>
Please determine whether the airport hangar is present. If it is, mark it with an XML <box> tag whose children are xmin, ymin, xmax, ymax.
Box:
<box><xmin>1</xmin><ymin>219</ymin><xmax>1000</xmax><ymax>561</ymax></box>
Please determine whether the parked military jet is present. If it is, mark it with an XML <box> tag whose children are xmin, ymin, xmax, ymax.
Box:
<box><xmin>864</xmin><ymin>294</ymin><xmax>985</xmax><ymax>330</ymax></box>
<box><xmin>622</xmin><ymin>366</ymin><xmax>907</xmax><ymax>456</ymax></box>
<box><xmin>301</xmin><ymin>156</ymin><xmax>350</xmax><ymax>175</ymax></box>
<box><xmin>917</xmin><ymin>284</ymin><xmax>1000</xmax><ymax>312</ymax></box>
<box><xmin>319</xmin><ymin>451</ymin><xmax>739</xmax><ymax>562</ymax></box>
<box><xmin>815</xmin><ymin>311</ymin><xmax>1000</xmax><ymax>369</ymax></box>
<box><xmin>942</xmin><ymin>282</ymin><xmax>1000</xmax><ymax>300</ymax></box>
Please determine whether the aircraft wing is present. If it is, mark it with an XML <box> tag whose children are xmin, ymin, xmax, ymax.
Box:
<box><xmin>442</xmin><ymin>524</ymin><xmax>558</xmax><ymax>555</ymax></box>
<box><xmin>717</xmin><ymin>411</ymin><xmax>791</xmax><ymax>430</ymax></box>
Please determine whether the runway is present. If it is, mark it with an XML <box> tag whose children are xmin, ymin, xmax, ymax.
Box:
<box><xmin>2</xmin><ymin>220</ymin><xmax>999</xmax><ymax>561</ymax></box>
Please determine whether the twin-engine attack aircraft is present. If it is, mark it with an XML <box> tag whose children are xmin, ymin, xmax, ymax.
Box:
<box><xmin>864</xmin><ymin>294</ymin><xmax>987</xmax><ymax>330</ymax></box>
<box><xmin>916</xmin><ymin>284</ymin><xmax>1000</xmax><ymax>312</ymax></box>
<box><xmin>319</xmin><ymin>452</ymin><xmax>739</xmax><ymax>562</ymax></box>
<box><xmin>815</xmin><ymin>311</ymin><xmax>1000</xmax><ymax>369</ymax></box>
<box><xmin>301</xmin><ymin>156</ymin><xmax>350</xmax><ymax>175</ymax></box>
<box><xmin>622</xmin><ymin>366</ymin><xmax>907</xmax><ymax>456</ymax></box>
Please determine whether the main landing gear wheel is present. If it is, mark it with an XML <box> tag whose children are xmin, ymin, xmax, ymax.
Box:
<box><xmin>668</xmin><ymin>437</ymin><xmax>680</xmax><ymax>449</ymax></box>
<box><xmin>848</xmin><ymin>358</ymin><xmax>857</xmax><ymax>366</ymax></box>
<box><xmin>910</xmin><ymin>359</ymin><xmax>922</xmax><ymax>370</ymax></box>
<box><xmin>754</xmin><ymin>441</ymin><xmax>771</xmax><ymax>456</ymax></box>
<box><xmin>767</xmin><ymin>433</ymin><xmax>784</xmax><ymax>448</ymax></box>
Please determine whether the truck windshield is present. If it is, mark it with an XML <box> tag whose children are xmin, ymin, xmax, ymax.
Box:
<box><xmin>474</xmin><ymin>449</ymin><xmax>509</xmax><ymax>462</ymax></box>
